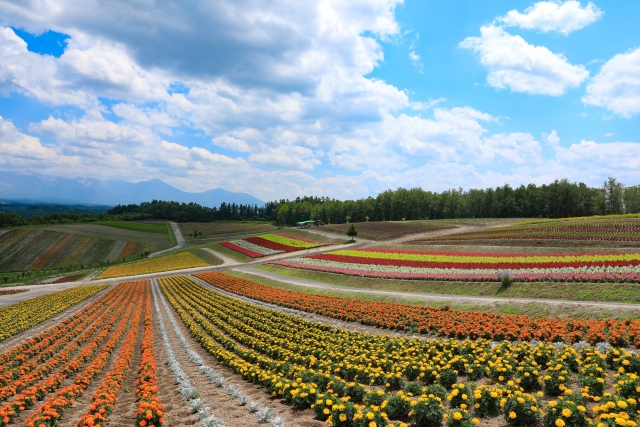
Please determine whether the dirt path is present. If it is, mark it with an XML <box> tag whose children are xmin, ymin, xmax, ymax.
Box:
<box><xmin>149</xmin><ymin>222</ymin><xmax>187</xmax><ymax>258</ymax></box>
<box><xmin>233</xmin><ymin>265</ymin><xmax>640</xmax><ymax>313</ymax></box>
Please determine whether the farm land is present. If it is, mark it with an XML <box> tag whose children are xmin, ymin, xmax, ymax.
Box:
<box><xmin>1</xmin><ymin>216</ymin><xmax>640</xmax><ymax>426</ymax></box>
<box><xmin>0</xmin><ymin>222</ymin><xmax>171</xmax><ymax>286</ymax></box>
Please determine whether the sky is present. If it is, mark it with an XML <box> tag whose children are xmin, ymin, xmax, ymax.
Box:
<box><xmin>0</xmin><ymin>0</ymin><xmax>638</xmax><ymax>201</ymax></box>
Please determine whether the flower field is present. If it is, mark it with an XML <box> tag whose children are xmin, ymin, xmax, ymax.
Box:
<box><xmin>219</xmin><ymin>232</ymin><xmax>332</xmax><ymax>258</ymax></box>
<box><xmin>160</xmin><ymin>274</ymin><xmax>640</xmax><ymax>427</ymax></box>
<box><xmin>0</xmin><ymin>284</ymin><xmax>108</xmax><ymax>341</ymax></box>
<box><xmin>269</xmin><ymin>248</ymin><xmax>640</xmax><ymax>283</ymax></box>
<box><xmin>0</xmin><ymin>227</ymin><xmax>161</xmax><ymax>272</ymax></box>
<box><xmin>424</xmin><ymin>220</ymin><xmax>640</xmax><ymax>243</ymax></box>
<box><xmin>195</xmin><ymin>272</ymin><xmax>640</xmax><ymax>345</ymax></box>
<box><xmin>1</xmin><ymin>268</ymin><xmax>640</xmax><ymax>427</ymax></box>
<box><xmin>96</xmin><ymin>251</ymin><xmax>209</xmax><ymax>279</ymax></box>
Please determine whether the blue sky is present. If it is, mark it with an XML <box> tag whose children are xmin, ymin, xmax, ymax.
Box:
<box><xmin>0</xmin><ymin>1</ymin><xmax>638</xmax><ymax>200</ymax></box>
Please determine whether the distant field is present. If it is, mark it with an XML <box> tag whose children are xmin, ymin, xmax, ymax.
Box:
<box><xmin>321</xmin><ymin>220</ymin><xmax>456</xmax><ymax>241</ymax></box>
<box><xmin>0</xmin><ymin>224</ymin><xmax>170</xmax><ymax>272</ymax></box>
<box><xmin>96</xmin><ymin>251</ymin><xmax>210</xmax><ymax>279</ymax></box>
<box><xmin>93</xmin><ymin>221</ymin><xmax>169</xmax><ymax>234</ymax></box>
<box><xmin>420</xmin><ymin>218</ymin><xmax>640</xmax><ymax>246</ymax></box>
<box><xmin>179</xmin><ymin>222</ymin><xmax>275</xmax><ymax>241</ymax></box>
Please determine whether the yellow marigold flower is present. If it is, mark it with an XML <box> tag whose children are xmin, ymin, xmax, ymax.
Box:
<box><xmin>562</xmin><ymin>408</ymin><xmax>572</xmax><ymax>417</ymax></box>
<box><xmin>473</xmin><ymin>418</ymin><xmax>480</xmax><ymax>425</ymax></box>
<box><xmin>367</xmin><ymin>412</ymin><xmax>375</xmax><ymax>420</ymax></box>
<box><xmin>577</xmin><ymin>406</ymin><xmax>586</xmax><ymax>413</ymax></box>
<box><xmin>615</xmin><ymin>418</ymin><xmax>627</xmax><ymax>426</ymax></box>
<box><xmin>617</xmin><ymin>401</ymin><xmax>628</xmax><ymax>409</ymax></box>
<box><xmin>531</xmin><ymin>406</ymin><xmax>538</xmax><ymax>412</ymax></box>
<box><xmin>369</xmin><ymin>422</ymin><xmax>376</xmax><ymax>427</ymax></box>
<box><xmin>454</xmin><ymin>412</ymin><xmax>463</xmax><ymax>421</ymax></box>
<box><xmin>556</xmin><ymin>419</ymin><xmax>566</xmax><ymax>427</ymax></box>
<box><xmin>509</xmin><ymin>412</ymin><xmax>517</xmax><ymax>419</ymax></box>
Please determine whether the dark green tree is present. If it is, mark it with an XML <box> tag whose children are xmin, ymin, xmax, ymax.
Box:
<box><xmin>346</xmin><ymin>223</ymin><xmax>358</xmax><ymax>242</ymax></box>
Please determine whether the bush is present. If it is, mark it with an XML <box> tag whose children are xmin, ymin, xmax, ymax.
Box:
<box><xmin>331</xmin><ymin>400</ymin><xmax>356</xmax><ymax>427</ymax></box>
<box><xmin>502</xmin><ymin>393</ymin><xmax>541</xmax><ymax>426</ymax></box>
<box><xmin>614</xmin><ymin>374</ymin><xmax>640</xmax><ymax>404</ymax></box>
<box><xmin>425</xmin><ymin>384</ymin><xmax>447</xmax><ymax>400</ymax></box>
<box><xmin>497</xmin><ymin>269</ymin><xmax>514</xmax><ymax>287</ymax></box>
<box><xmin>466</xmin><ymin>363</ymin><xmax>486</xmax><ymax>381</ymax></box>
<box><xmin>384</xmin><ymin>393</ymin><xmax>412</xmax><ymax>419</ymax></box>
<box><xmin>592</xmin><ymin>395</ymin><xmax>638</xmax><ymax>426</ymax></box>
<box><xmin>344</xmin><ymin>383</ymin><xmax>365</xmax><ymax>404</ymax></box>
<box><xmin>313</xmin><ymin>393</ymin><xmax>336</xmax><ymax>420</ymax></box>
<box><xmin>472</xmin><ymin>385</ymin><xmax>504</xmax><ymax>418</ymax></box>
<box><xmin>447</xmin><ymin>383</ymin><xmax>472</xmax><ymax>408</ymax></box>
<box><xmin>353</xmin><ymin>407</ymin><xmax>387</xmax><ymax>427</ymax></box>
<box><xmin>438</xmin><ymin>369</ymin><xmax>458</xmax><ymax>389</ymax></box>
<box><xmin>405</xmin><ymin>382</ymin><xmax>424</xmax><ymax>397</ymax></box>
<box><xmin>543</xmin><ymin>399</ymin><xmax>589</xmax><ymax>427</ymax></box>
<box><xmin>385</xmin><ymin>371</ymin><xmax>405</xmax><ymax>391</ymax></box>
<box><xmin>543</xmin><ymin>362</ymin><xmax>572</xmax><ymax>396</ymax></box>
<box><xmin>364</xmin><ymin>389</ymin><xmax>387</xmax><ymax>407</ymax></box>
<box><xmin>515</xmin><ymin>363</ymin><xmax>541</xmax><ymax>392</ymax></box>
<box><xmin>445</xmin><ymin>408</ymin><xmax>478</xmax><ymax>427</ymax></box>
<box><xmin>410</xmin><ymin>396</ymin><xmax>445</xmax><ymax>427</ymax></box>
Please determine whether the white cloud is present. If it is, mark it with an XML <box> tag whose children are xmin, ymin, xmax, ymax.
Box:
<box><xmin>460</xmin><ymin>25</ymin><xmax>589</xmax><ymax>95</ymax></box>
<box><xmin>212</xmin><ymin>135</ymin><xmax>251</xmax><ymax>152</ymax></box>
<box><xmin>543</xmin><ymin>130</ymin><xmax>561</xmax><ymax>147</ymax></box>
<box><xmin>500</xmin><ymin>1</ymin><xmax>603</xmax><ymax>35</ymax></box>
<box><xmin>582</xmin><ymin>47</ymin><xmax>640</xmax><ymax>118</ymax></box>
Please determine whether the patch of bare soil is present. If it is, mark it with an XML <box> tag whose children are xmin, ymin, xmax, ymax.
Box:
<box><xmin>322</xmin><ymin>221</ymin><xmax>457</xmax><ymax>241</ymax></box>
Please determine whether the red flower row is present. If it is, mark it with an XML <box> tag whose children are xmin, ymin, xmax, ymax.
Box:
<box><xmin>219</xmin><ymin>241</ymin><xmax>263</xmax><ymax>258</ymax></box>
<box><xmin>244</xmin><ymin>237</ymin><xmax>298</xmax><ymax>252</ymax></box>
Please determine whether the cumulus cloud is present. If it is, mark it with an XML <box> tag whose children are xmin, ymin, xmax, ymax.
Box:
<box><xmin>460</xmin><ymin>25</ymin><xmax>589</xmax><ymax>95</ymax></box>
<box><xmin>582</xmin><ymin>47</ymin><xmax>640</xmax><ymax>118</ymax></box>
<box><xmin>500</xmin><ymin>1</ymin><xmax>603</xmax><ymax>35</ymax></box>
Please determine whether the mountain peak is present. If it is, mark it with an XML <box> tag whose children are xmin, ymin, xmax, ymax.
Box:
<box><xmin>0</xmin><ymin>170</ymin><xmax>264</xmax><ymax>207</ymax></box>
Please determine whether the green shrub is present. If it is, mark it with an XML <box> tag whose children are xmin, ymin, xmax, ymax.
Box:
<box><xmin>503</xmin><ymin>393</ymin><xmax>541</xmax><ymax>426</ymax></box>
<box><xmin>447</xmin><ymin>383</ymin><xmax>472</xmax><ymax>408</ymax></box>
<box><xmin>445</xmin><ymin>408</ymin><xmax>478</xmax><ymax>427</ymax></box>
<box><xmin>472</xmin><ymin>385</ymin><xmax>503</xmax><ymax>418</ymax></box>
<box><xmin>543</xmin><ymin>399</ymin><xmax>589</xmax><ymax>427</ymax></box>
<box><xmin>384</xmin><ymin>393</ymin><xmax>412</xmax><ymax>419</ymax></box>
<box><xmin>543</xmin><ymin>361</ymin><xmax>572</xmax><ymax>396</ymax></box>
<box><xmin>410</xmin><ymin>396</ymin><xmax>446</xmax><ymax>427</ymax></box>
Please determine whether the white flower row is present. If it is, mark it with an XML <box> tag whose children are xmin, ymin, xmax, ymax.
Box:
<box><xmin>283</xmin><ymin>257</ymin><xmax>640</xmax><ymax>275</ymax></box>
<box><xmin>151</xmin><ymin>280</ymin><xmax>227</xmax><ymax>427</ymax></box>
<box><xmin>154</xmin><ymin>279</ymin><xmax>285</xmax><ymax>426</ymax></box>
<box><xmin>230</xmin><ymin>239</ymin><xmax>282</xmax><ymax>256</ymax></box>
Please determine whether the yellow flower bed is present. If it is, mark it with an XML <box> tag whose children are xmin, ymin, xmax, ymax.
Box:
<box><xmin>0</xmin><ymin>284</ymin><xmax>108</xmax><ymax>341</ymax></box>
<box><xmin>97</xmin><ymin>252</ymin><xmax>209</xmax><ymax>279</ymax></box>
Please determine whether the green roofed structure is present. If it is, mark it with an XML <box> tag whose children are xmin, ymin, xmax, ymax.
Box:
<box><xmin>296</xmin><ymin>220</ymin><xmax>316</xmax><ymax>226</ymax></box>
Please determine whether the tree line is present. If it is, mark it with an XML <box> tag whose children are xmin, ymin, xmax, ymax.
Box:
<box><xmin>273</xmin><ymin>178</ymin><xmax>640</xmax><ymax>225</ymax></box>
<box><xmin>2</xmin><ymin>178</ymin><xmax>639</xmax><ymax>228</ymax></box>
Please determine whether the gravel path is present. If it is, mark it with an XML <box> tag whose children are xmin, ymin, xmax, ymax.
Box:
<box><xmin>148</xmin><ymin>222</ymin><xmax>187</xmax><ymax>258</ymax></box>
<box><xmin>233</xmin><ymin>265</ymin><xmax>640</xmax><ymax>312</ymax></box>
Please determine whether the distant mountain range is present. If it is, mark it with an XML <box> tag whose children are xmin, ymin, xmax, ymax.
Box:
<box><xmin>0</xmin><ymin>170</ymin><xmax>264</xmax><ymax>208</ymax></box>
